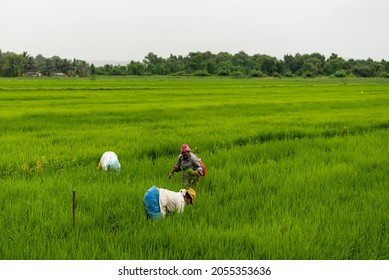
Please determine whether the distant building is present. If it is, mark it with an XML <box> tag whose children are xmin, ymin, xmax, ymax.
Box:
<box><xmin>23</xmin><ymin>70</ymin><xmax>42</xmax><ymax>77</ymax></box>
<box><xmin>52</xmin><ymin>72</ymin><xmax>68</xmax><ymax>77</ymax></box>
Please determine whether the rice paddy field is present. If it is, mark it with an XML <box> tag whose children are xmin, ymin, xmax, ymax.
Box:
<box><xmin>0</xmin><ymin>76</ymin><xmax>388</xmax><ymax>260</ymax></box>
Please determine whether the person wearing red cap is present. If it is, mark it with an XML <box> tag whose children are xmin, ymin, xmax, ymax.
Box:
<box><xmin>168</xmin><ymin>143</ymin><xmax>203</xmax><ymax>187</ymax></box>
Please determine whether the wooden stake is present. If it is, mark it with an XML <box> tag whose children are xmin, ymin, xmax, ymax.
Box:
<box><xmin>72</xmin><ymin>190</ymin><xmax>76</xmax><ymax>228</ymax></box>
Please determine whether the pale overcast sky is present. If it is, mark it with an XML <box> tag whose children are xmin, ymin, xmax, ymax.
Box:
<box><xmin>1</xmin><ymin>0</ymin><xmax>388</xmax><ymax>63</ymax></box>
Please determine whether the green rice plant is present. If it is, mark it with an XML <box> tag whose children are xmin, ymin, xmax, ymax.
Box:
<box><xmin>0</xmin><ymin>77</ymin><xmax>388</xmax><ymax>259</ymax></box>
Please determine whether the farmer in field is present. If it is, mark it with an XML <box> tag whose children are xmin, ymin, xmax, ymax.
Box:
<box><xmin>97</xmin><ymin>151</ymin><xmax>121</xmax><ymax>173</ymax></box>
<box><xmin>168</xmin><ymin>144</ymin><xmax>203</xmax><ymax>187</ymax></box>
<box><xmin>143</xmin><ymin>186</ymin><xmax>196</xmax><ymax>219</ymax></box>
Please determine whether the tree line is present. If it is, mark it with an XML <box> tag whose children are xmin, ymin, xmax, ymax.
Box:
<box><xmin>0</xmin><ymin>51</ymin><xmax>90</xmax><ymax>77</ymax></box>
<box><xmin>1</xmin><ymin>49</ymin><xmax>389</xmax><ymax>78</ymax></box>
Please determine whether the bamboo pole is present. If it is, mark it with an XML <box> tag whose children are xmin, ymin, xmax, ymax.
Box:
<box><xmin>72</xmin><ymin>190</ymin><xmax>76</xmax><ymax>228</ymax></box>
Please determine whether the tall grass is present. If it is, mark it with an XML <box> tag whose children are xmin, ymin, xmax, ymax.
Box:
<box><xmin>0</xmin><ymin>77</ymin><xmax>388</xmax><ymax>259</ymax></box>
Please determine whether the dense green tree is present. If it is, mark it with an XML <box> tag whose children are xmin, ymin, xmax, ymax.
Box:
<box><xmin>216</xmin><ymin>60</ymin><xmax>233</xmax><ymax>76</ymax></box>
<box><xmin>21</xmin><ymin>52</ymin><xmax>36</xmax><ymax>73</ymax></box>
<box><xmin>3</xmin><ymin>52</ymin><xmax>24</xmax><ymax>77</ymax></box>
<box><xmin>164</xmin><ymin>54</ymin><xmax>186</xmax><ymax>74</ymax></box>
<box><xmin>43</xmin><ymin>57</ymin><xmax>55</xmax><ymax>76</ymax></box>
<box><xmin>377</xmin><ymin>59</ymin><xmax>389</xmax><ymax>77</ymax></box>
<box><xmin>352</xmin><ymin>64</ymin><xmax>377</xmax><ymax>77</ymax></box>
<box><xmin>186</xmin><ymin>52</ymin><xmax>205</xmax><ymax>72</ymax></box>
<box><xmin>0</xmin><ymin>49</ymin><xmax>387</xmax><ymax>78</ymax></box>
<box><xmin>73</xmin><ymin>59</ymin><xmax>90</xmax><ymax>77</ymax></box>
<box><xmin>110</xmin><ymin>65</ymin><xmax>127</xmax><ymax>76</ymax></box>
<box><xmin>300</xmin><ymin>54</ymin><xmax>323</xmax><ymax>76</ymax></box>
<box><xmin>200</xmin><ymin>59</ymin><xmax>215</xmax><ymax>75</ymax></box>
<box><xmin>302</xmin><ymin>58</ymin><xmax>321</xmax><ymax>77</ymax></box>
<box><xmin>347</xmin><ymin>58</ymin><xmax>378</xmax><ymax>77</ymax></box>
<box><xmin>215</xmin><ymin>52</ymin><xmax>233</xmax><ymax>64</ymax></box>
<box><xmin>127</xmin><ymin>61</ymin><xmax>145</xmax><ymax>75</ymax></box>
<box><xmin>231</xmin><ymin>52</ymin><xmax>251</xmax><ymax>76</ymax></box>
<box><xmin>143</xmin><ymin>52</ymin><xmax>165</xmax><ymax>75</ymax></box>
<box><xmin>62</xmin><ymin>59</ymin><xmax>73</xmax><ymax>75</ymax></box>
<box><xmin>0</xmin><ymin>50</ymin><xmax>6</xmax><ymax>75</ymax></box>
<box><xmin>90</xmin><ymin>64</ymin><xmax>96</xmax><ymax>75</ymax></box>
<box><xmin>260</xmin><ymin>55</ymin><xmax>278</xmax><ymax>76</ymax></box>
<box><xmin>283</xmin><ymin>53</ymin><xmax>305</xmax><ymax>75</ymax></box>
<box><xmin>185</xmin><ymin>51</ymin><xmax>215</xmax><ymax>74</ymax></box>
<box><xmin>323</xmin><ymin>53</ymin><xmax>346</xmax><ymax>76</ymax></box>
<box><xmin>35</xmin><ymin>54</ymin><xmax>46</xmax><ymax>73</ymax></box>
